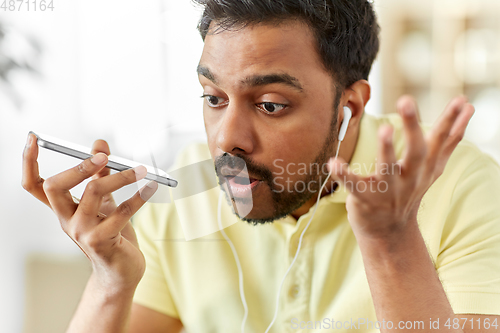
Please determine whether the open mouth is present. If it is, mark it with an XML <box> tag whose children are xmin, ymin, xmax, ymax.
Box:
<box><xmin>224</xmin><ymin>175</ymin><xmax>261</xmax><ymax>195</ymax></box>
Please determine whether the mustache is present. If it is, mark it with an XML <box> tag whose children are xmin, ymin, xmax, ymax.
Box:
<box><xmin>214</xmin><ymin>153</ymin><xmax>273</xmax><ymax>183</ymax></box>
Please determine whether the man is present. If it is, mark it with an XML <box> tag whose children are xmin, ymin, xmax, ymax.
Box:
<box><xmin>22</xmin><ymin>0</ymin><xmax>500</xmax><ymax>332</ymax></box>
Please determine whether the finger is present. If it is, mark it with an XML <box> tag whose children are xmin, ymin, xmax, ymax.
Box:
<box><xmin>397</xmin><ymin>96</ymin><xmax>426</xmax><ymax>177</ymax></box>
<box><xmin>440</xmin><ymin>103</ymin><xmax>475</xmax><ymax>164</ymax></box>
<box><xmin>43</xmin><ymin>153</ymin><xmax>109</xmax><ymax>220</ymax></box>
<box><xmin>76</xmin><ymin>165</ymin><xmax>148</xmax><ymax>221</ymax></box>
<box><xmin>425</xmin><ymin>96</ymin><xmax>467</xmax><ymax>166</ymax></box>
<box><xmin>97</xmin><ymin>181</ymin><xmax>158</xmax><ymax>236</ymax></box>
<box><xmin>121</xmin><ymin>221</ymin><xmax>139</xmax><ymax>245</ymax></box>
<box><xmin>399</xmin><ymin>94</ymin><xmax>422</xmax><ymax>123</ymax></box>
<box><xmin>91</xmin><ymin>139</ymin><xmax>111</xmax><ymax>180</ymax></box>
<box><xmin>90</xmin><ymin>139</ymin><xmax>117</xmax><ymax>213</ymax></box>
<box><xmin>376</xmin><ymin>125</ymin><xmax>398</xmax><ymax>185</ymax></box>
<box><xmin>21</xmin><ymin>133</ymin><xmax>50</xmax><ymax>207</ymax></box>
<box><xmin>327</xmin><ymin>157</ymin><xmax>365</xmax><ymax>195</ymax></box>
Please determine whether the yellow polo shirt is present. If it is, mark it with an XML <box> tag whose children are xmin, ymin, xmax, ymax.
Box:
<box><xmin>132</xmin><ymin>112</ymin><xmax>500</xmax><ymax>333</ymax></box>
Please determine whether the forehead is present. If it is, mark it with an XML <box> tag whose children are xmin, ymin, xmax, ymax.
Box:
<box><xmin>199</xmin><ymin>21</ymin><xmax>328</xmax><ymax>87</ymax></box>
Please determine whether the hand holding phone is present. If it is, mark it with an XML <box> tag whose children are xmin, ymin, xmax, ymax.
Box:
<box><xmin>21</xmin><ymin>132</ymin><xmax>157</xmax><ymax>293</ymax></box>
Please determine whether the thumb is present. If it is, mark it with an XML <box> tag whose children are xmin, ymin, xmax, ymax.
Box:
<box><xmin>91</xmin><ymin>139</ymin><xmax>111</xmax><ymax>180</ymax></box>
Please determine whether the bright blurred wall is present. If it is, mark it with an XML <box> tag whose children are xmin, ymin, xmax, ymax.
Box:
<box><xmin>375</xmin><ymin>0</ymin><xmax>500</xmax><ymax>161</ymax></box>
<box><xmin>1</xmin><ymin>1</ymin><xmax>206</xmax><ymax>332</ymax></box>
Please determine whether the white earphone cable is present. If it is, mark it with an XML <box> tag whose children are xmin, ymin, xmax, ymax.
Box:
<box><xmin>264</xmin><ymin>139</ymin><xmax>341</xmax><ymax>333</ymax></box>
<box><xmin>217</xmin><ymin>139</ymin><xmax>342</xmax><ymax>333</ymax></box>
<box><xmin>218</xmin><ymin>190</ymin><xmax>249</xmax><ymax>333</ymax></box>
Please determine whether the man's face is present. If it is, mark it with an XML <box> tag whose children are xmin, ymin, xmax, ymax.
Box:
<box><xmin>198</xmin><ymin>20</ymin><xmax>340</xmax><ymax>224</ymax></box>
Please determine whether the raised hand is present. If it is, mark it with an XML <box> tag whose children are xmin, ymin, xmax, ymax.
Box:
<box><xmin>328</xmin><ymin>96</ymin><xmax>475</xmax><ymax>240</ymax></box>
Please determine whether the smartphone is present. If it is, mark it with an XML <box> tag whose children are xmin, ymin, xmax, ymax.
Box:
<box><xmin>30</xmin><ymin>131</ymin><xmax>178</xmax><ymax>188</ymax></box>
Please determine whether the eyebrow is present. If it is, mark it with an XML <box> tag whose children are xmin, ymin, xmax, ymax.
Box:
<box><xmin>197</xmin><ymin>65</ymin><xmax>304</xmax><ymax>93</ymax></box>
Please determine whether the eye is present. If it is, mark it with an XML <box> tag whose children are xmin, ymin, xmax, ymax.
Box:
<box><xmin>202</xmin><ymin>94</ymin><xmax>228</xmax><ymax>108</ymax></box>
<box><xmin>257</xmin><ymin>102</ymin><xmax>287</xmax><ymax>114</ymax></box>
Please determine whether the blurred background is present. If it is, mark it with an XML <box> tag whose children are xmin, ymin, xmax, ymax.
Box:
<box><xmin>0</xmin><ymin>0</ymin><xmax>499</xmax><ymax>332</ymax></box>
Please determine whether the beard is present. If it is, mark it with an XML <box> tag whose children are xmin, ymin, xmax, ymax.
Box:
<box><xmin>215</xmin><ymin>112</ymin><xmax>337</xmax><ymax>225</ymax></box>
<box><xmin>214</xmin><ymin>96</ymin><xmax>341</xmax><ymax>225</ymax></box>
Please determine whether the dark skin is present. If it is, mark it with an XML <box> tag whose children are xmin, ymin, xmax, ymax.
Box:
<box><xmin>199</xmin><ymin>21</ymin><xmax>365</xmax><ymax>223</ymax></box>
<box><xmin>21</xmin><ymin>19</ymin><xmax>497</xmax><ymax>333</ymax></box>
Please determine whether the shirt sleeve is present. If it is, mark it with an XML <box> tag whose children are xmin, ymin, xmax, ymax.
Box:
<box><xmin>132</xmin><ymin>203</ymin><xmax>180</xmax><ymax>319</ymax></box>
<box><xmin>436</xmin><ymin>153</ymin><xmax>500</xmax><ymax>315</ymax></box>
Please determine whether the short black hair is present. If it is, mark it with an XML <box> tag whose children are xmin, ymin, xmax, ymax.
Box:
<box><xmin>193</xmin><ymin>0</ymin><xmax>380</xmax><ymax>90</ymax></box>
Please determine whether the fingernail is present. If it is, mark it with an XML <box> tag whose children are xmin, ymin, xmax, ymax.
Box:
<box><xmin>327</xmin><ymin>158</ymin><xmax>335</xmax><ymax>169</ymax></box>
<box><xmin>328</xmin><ymin>158</ymin><xmax>340</xmax><ymax>173</ymax></box>
<box><xmin>140</xmin><ymin>181</ymin><xmax>158</xmax><ymax>201</ymax></box>
<box><xmin>91</xmin><ymin>153</ymin><xmax>107</xmax><ymax>165</ymax></box>
<box><xmin>384</xmin><ymin>128</ymin><xmax>393</xmax><ymax>144</ymax></box>
<box><xmin>404</xmin><ymin>104</ymin><xmax>415</xmax><ymax>117</ymax></box>
<box><xmin>25</xmin><ymin>134</ymin><xmax>32</xmax><ymax>148</ymax></box>
<box><xmin>133</xmin><ymin>165</ymin><xmax>148</xmax><ymax>179</ymax></box>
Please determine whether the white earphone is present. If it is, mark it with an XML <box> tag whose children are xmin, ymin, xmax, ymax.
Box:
<box><xmin>219</xmin><ymin>106</ymin><xmax>353</xmax><ymax>333</ymax></box>
<box><xmin>338</xmin><ymin>106</ymin><xmax>352</xmax><ymax>142</ymax></box>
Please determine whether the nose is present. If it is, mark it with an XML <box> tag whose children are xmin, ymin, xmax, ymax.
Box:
<box><xmin>216</xmin><ymin>102</ymin><xmax>255</xmax><ymax>155</ymax></box>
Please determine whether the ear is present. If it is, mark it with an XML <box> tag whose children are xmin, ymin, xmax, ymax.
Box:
<box><xmin>340</xmin><ymin>79</ymin><xmax>371</xmax><ymax>127</ymax></box>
